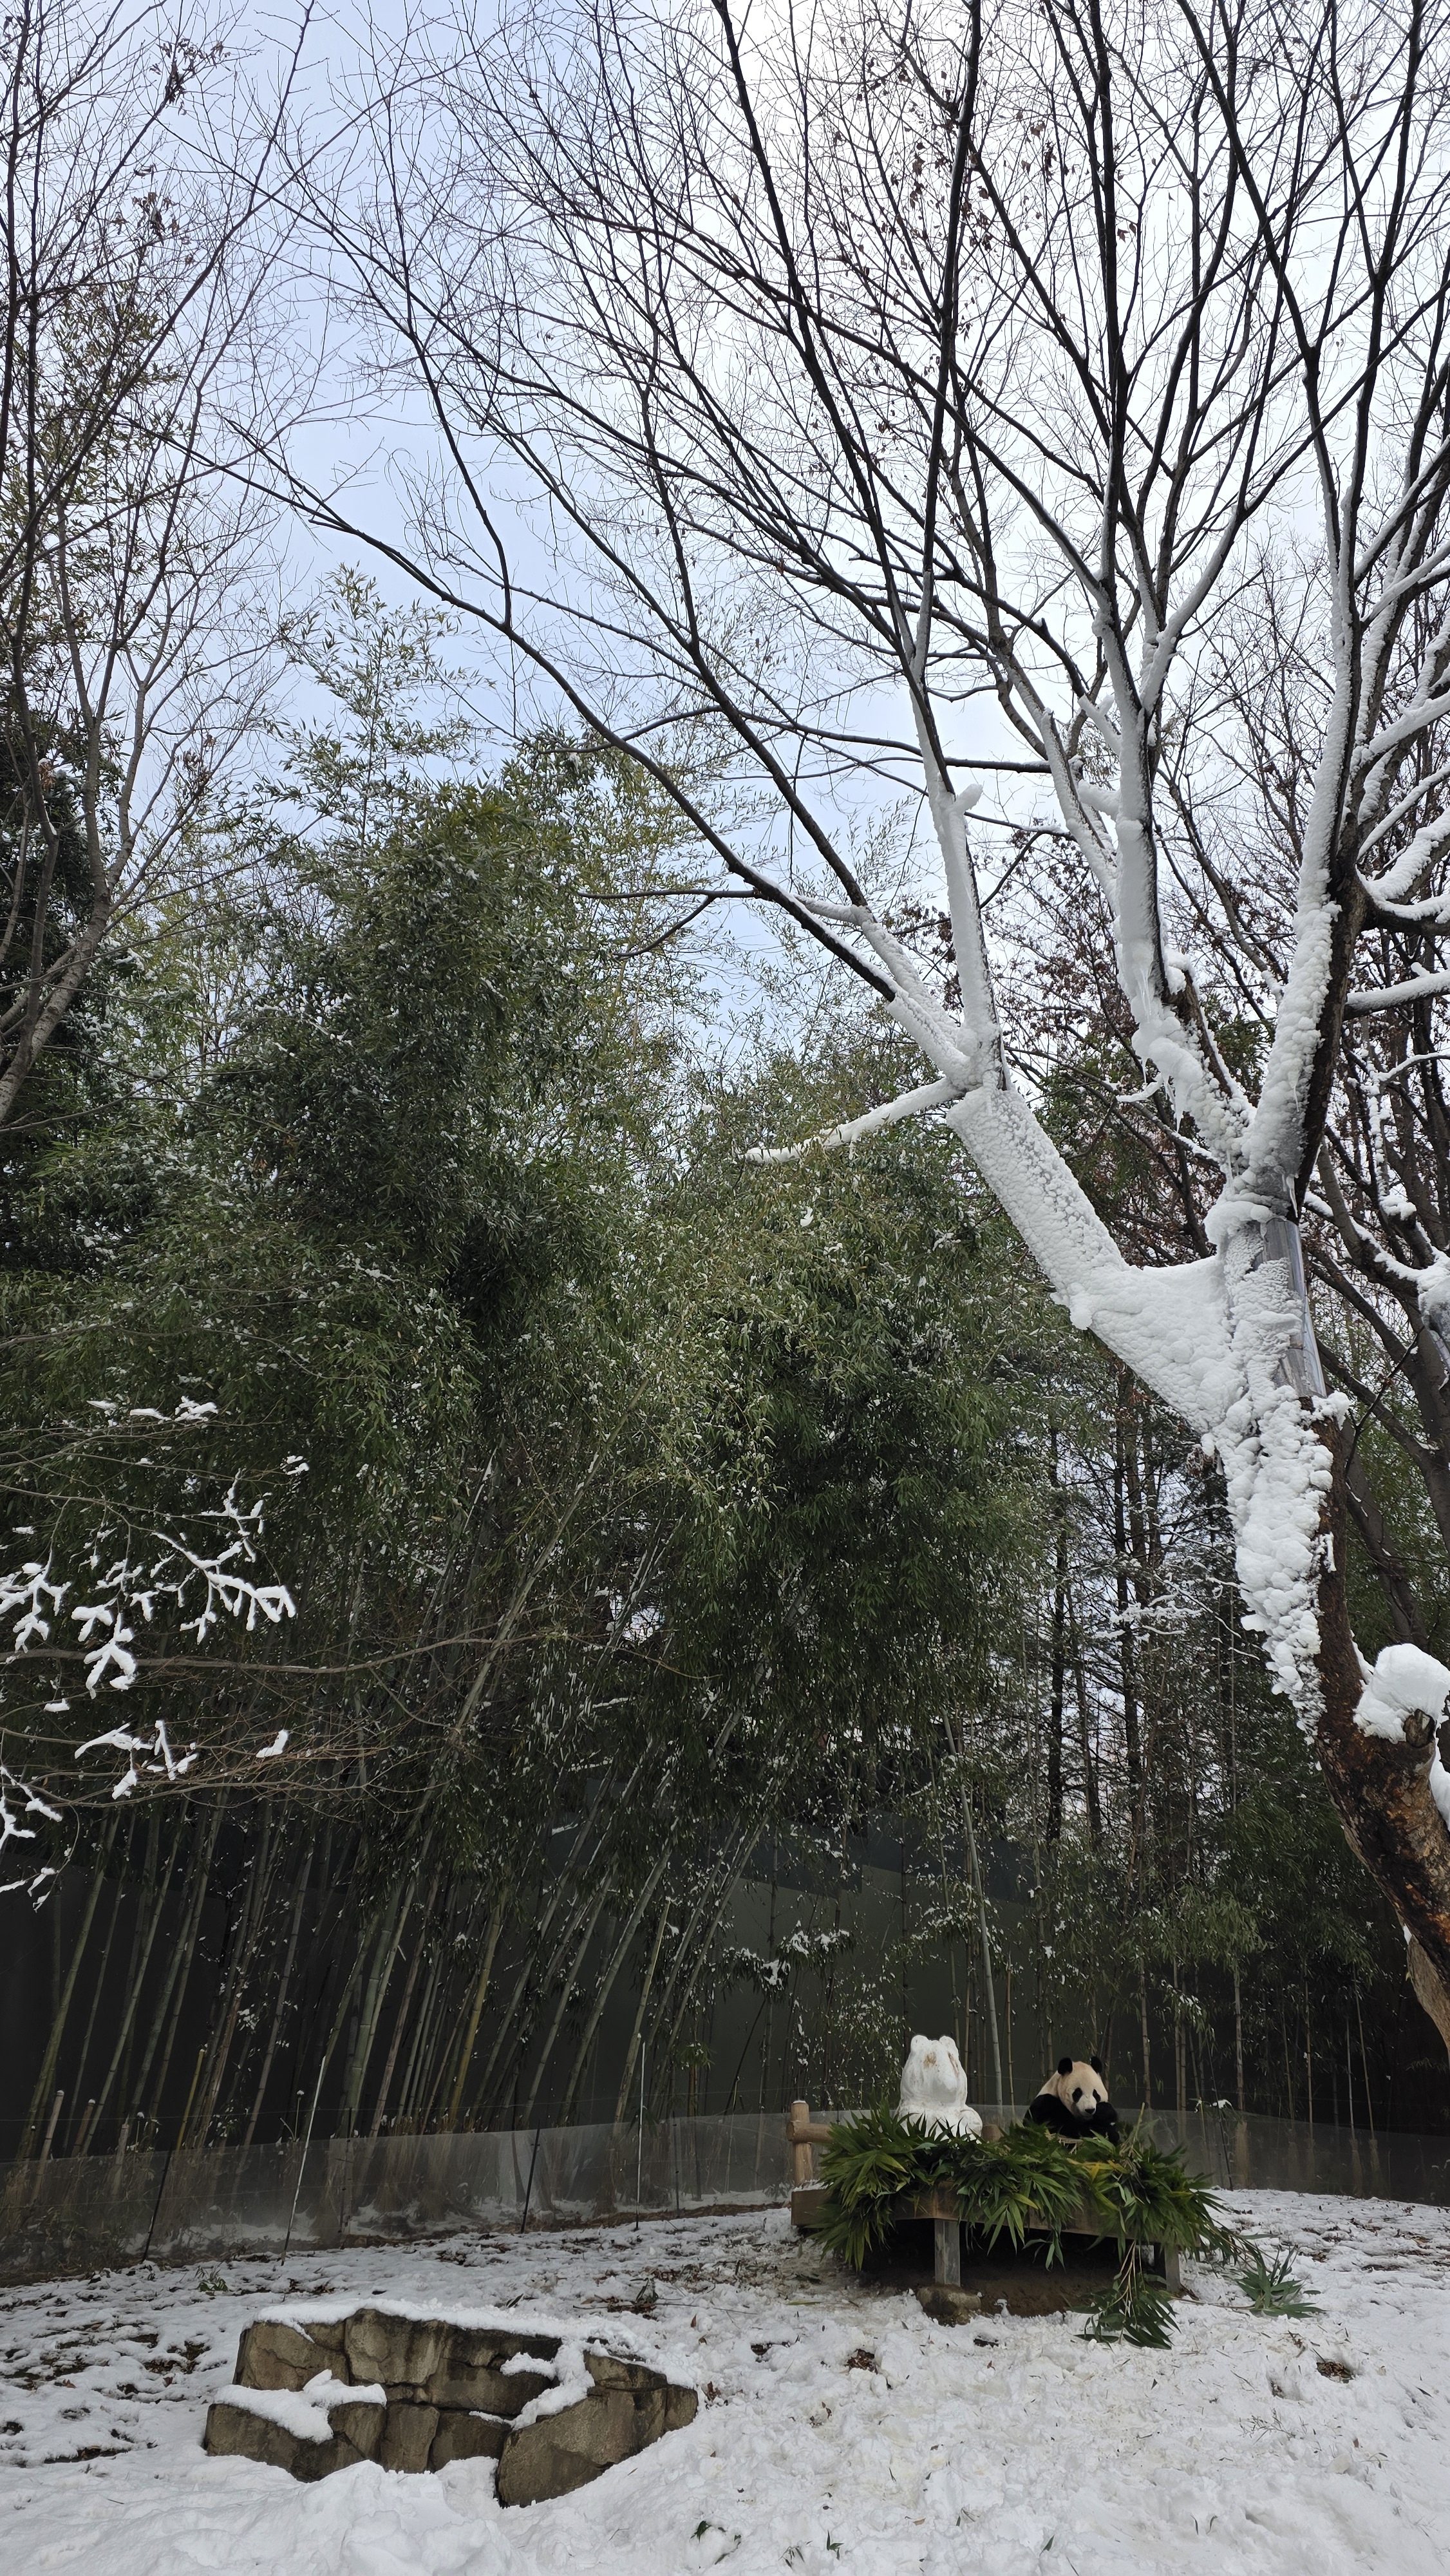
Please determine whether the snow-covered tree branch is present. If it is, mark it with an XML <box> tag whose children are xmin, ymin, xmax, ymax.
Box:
<box><xmin>299</xmin><ymin>0</ymin><xmax>1450</xmax><ymax>2040</ymax></box>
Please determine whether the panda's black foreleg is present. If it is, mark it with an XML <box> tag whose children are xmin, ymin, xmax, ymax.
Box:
<box><xmin>1026</xmin><ymin>2095</ymin><xmax>1079</xmax><ymax>2137</ymax></box>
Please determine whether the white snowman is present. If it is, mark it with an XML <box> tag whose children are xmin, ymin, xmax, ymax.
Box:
<box><xmin>896</xmin><ymin>2033</ymin><xmax>983</xmax><ymax>2138</ymax></box>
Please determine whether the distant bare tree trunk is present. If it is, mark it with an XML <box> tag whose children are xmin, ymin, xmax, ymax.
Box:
<box><xmin>0</xmin><ymin>0</ymin><xmax>297</xmax><ymax>1137</ymax></box>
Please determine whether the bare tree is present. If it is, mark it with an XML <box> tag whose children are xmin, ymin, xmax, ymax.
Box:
<box><xmin>0</xmin><ymin>0</ymin><xmax>301</xmax><ymax>1137</ymax></box>
<box><xmin>297</xmin><ymin>0</ymin><xmax>1450</xmax><ymax>2034</ymax></box>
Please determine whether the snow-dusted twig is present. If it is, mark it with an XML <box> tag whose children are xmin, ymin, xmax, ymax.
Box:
<box><xmin>0</xmin><ymin>1408</ymin><xmax>300</xmax><ymax>1839</ymax></box>
<box><xmin>0</xmin><ymin>1763</ymin><xmax>63</xmax><ymax>1893</ymax></box>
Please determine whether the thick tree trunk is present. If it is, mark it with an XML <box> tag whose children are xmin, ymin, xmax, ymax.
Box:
<box><xmin>1407</xmin><ymin>1942</ymin><xmax>1450</xmax><ymax>2060</ymax></box>
<box><xmin>1312</xmin><ymin>1430</ymin><xmax>1450</xmax><ymax>2043</ymax></box>
<box><xmin>1046</xmin><ymin>1427</ymin><xmax>1066</xmax><ymax>1842</ymax></box>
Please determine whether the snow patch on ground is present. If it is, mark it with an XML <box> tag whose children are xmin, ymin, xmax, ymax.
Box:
<box><xmin>1</xmin><ymin>2193</ymin><xmax>1449</xmax><ymax>2573</ymax></box>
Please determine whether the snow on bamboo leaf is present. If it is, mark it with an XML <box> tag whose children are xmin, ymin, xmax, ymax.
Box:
<box><xmin>0</xmin><ymin>1562</ymin><xmax>66</xmax><ymax>1651</ymax></box>
<box><xmin>0</xmin><ymin>1763</ymin><xmax>63</xmax><ymax>1890</ymax></box>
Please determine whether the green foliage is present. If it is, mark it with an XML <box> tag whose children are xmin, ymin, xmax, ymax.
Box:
<box><xmin>814</xmin><ymin>2107</ymin><xmax>1235</xmax><ymax>2316</ymax></box>
<box><xmin>632</xmin><ymin>1047</ymin><xmax>1040</xmax><ymax>1821</ymax></box>
<box><xmin>1082</xmin><ymin>2249</ymin><xmax>1177</xmax><ymax>2349</ymax></box>
<box><xmin>1236</xmin><ymin>2243</ymin><xmax>1318</xmax><ymax>2316</ymax></box>
<box><xmin>0</xmin><ymin>552</ymin><xmax>1044</xmax><ymax>1959</ymax></box>
<box><xmin>0</xmin><ymin>580</ymin><xmax>684</xmax><ymax>1848</ymax></box>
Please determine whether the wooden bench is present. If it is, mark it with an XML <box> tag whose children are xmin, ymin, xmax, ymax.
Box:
<box><xmin>785</xmin><ymin>2100</ymin><xmax>1182</xmax><ymax>2292</ymax></box>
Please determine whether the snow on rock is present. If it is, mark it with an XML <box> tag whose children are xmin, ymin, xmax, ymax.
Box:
<box><xmin>218</xmin><ymin>2374</ymin><xmax>385</xmax><ymax>2444</ymax></box>
<box><xmin>509</xmin><ymin>2338</ymin><xmax>592</xmax><ymax>2428</ymax></box>
<box><xmin>4</xmin><ymin>2197</ymin><xmax>1450</xmax><ymax>2573</ymax></box>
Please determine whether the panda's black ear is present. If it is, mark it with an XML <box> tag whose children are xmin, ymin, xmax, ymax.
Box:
<box><xmin>1090</xmin><ymin>2056</ymin><xmax>1104</xmax><ymax>2074</ymax></box>
<box><xmin>1056</xmin><ymin>2056</ymin><xmax>1074</xmax><ymax>2077</ymax></box>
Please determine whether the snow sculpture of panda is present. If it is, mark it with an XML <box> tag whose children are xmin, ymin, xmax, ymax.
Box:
<box><xmin>1026</xmin><ymin>2055</ymin><xmax>1121</xmax><ymax>2145</ymax></box>
<box><xmin>897</xmin><ymin>2033</ymin><xmax>983</xmax><ymax>2138</ymax></box>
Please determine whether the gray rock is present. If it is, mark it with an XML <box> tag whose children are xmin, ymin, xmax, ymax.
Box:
<box><xmin>343</xmin><ymin>2309</ymin><xmax>560</xmax><ymax>2404</ymax></box>
<box><xmin>204</xmin><ymin>2394</ymin><xmax>382</xmax><ymax>2481</ymax></box>
<box><xmin>234</xmin><ymin>2318</ymin><xmax>352</xmax><ymax>2392</ymax></box>
<box><xmin>379</xmin><ymin>2401</ymin><xmax>439</xmax><ymax>2472</ymax></box>
<box><xmin>429</xmin><ymin>2409</ymin><xmax>509</xmax><ymax>2468</ymax></box>
<box><xmin>496</xmin><ymin>2381</ymin><xmax>666</xmax><ymax>2507</ymax></box>
<box><xmin>211</xmin><ymin>2307</ymin><xmax>695</xmax><ymax>2497</ymax></box>
<box><xmin>344</xmin><ymin>2308</ymin><xmax>453</xmax><ymax>2393</ymax></box>
<box><xmin>914</xmin><ymin>2284</ymin><xmax>983</xmax><ymax>2326</ymax></box>
<box><xmin>438</xmin><ymin>2362</ymin><xmax>553</xmax><ymax>2415</ymax></box>
<box><xmin>328</xmin><ymin>2398</ymin><xmax>388</xmax><ymax>2459</ymax></box>
<box><xmin>585</xmin><ymin>2349</ymin><xmax>698</xmax><ymax>2432</ymax></box>
<box><xmin>583</xmin><ymin>2350</ymin><xmax>663</xmax><ymax>2394</ymax></box>
<box><xmin>664</xmin><ymin>2383</ymin><xmax>699</xmax><ymax>2432</ymax></box>
<box><xmin>424</xmin><ymin>2327</ymin><xmax>557</xmax><ymax>2415</ymax></box>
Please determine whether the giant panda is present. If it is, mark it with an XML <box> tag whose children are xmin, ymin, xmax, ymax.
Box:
<box><xmin>1026</xmin><ymin>2055</ymin><xmax>1120</xmax><ymax>2145</ymax></box>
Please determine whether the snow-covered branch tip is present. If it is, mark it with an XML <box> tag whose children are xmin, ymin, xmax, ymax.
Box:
<box><xmin>746</xmin><ymin>1076</ymin><xmax>967</xmax><ymax>1164</ymax></box>
<box><xmin>0</xmin><ymin>1763</ymin><xmax>64</xmax><ymax>1894</ymax></box>
<box><xmin>1</xmin><ymin>1473</ymin><xmax>296</xmax><ymax>1697</ymax></box>
<box><xmin>0</xmin><ymin>1427</ymin><xmax>300</xmax><ymax>1833</ymax></box>
<box><xmin>75</xmin><ymin>1719</ymin><xmax>198</xmax><ymax>1801</ymax></box>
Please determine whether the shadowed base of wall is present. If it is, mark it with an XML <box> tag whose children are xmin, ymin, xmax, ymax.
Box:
<box><xmin>0</xmin><ymin>2105</ymin><xmax>1442</xmax><ymax>2285</ymax></box>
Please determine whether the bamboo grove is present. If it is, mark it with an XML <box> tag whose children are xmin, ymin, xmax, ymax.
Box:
<box><xmin>3</xmin><ymin>576</ymin><xmax>1442</xmax><ymax>2163</ymax></box>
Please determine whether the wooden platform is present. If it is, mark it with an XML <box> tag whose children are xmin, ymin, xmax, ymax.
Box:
<box><xmin>784</xmin><ymin>2104</ymin><xmax>1180</xmax><ymax>2293</ymax></box>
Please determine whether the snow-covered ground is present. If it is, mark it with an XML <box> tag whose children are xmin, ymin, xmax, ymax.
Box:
<box><xmin>3</xmin><ymin>2190</ymin><xmax>1448</xmax><ymax>2574</ymax></box>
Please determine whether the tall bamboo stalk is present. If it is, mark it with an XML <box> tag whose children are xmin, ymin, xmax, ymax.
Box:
<box><xmin>341</xmin><ymin>1876</ymin><xmax>411</xmax><ymax>2128</ymax></box>
<box><xmin>652</xmin><ymin>1841</ymin><xmax>753</xmax><ymax>2110</ymax></box>
<box><xmin>371</xmin><ymin>1863</ymin><xmax>441</xmax><ymax>2135</ymax></box>
<box><xmin>558</xmin><ymin>1857</ymin><xmax>669</xmax><ymax>2126</ymax></box>
<box><xmin>397</xmin><ymin>1937</ymin><xmax>447</xmax><ymax>2125</ymax></box>
<box><xmin>519</xmin><ymin>1886</ymin><xmax>610</xmax><ymax>2127</ymax></box>
<box><xmin>476</xmin><ymin>1878</ymin><xmax>606</xmax><ymax>2128</ymax></box>
<box><xmin>942</xmin><ymin>1716</ymin><xmax>1003</xmax><ymax>2106</ymax></box>
<box><xmin>192</xmin><ymin>1806</ymin><xmax>277</xmax><ymax>2144</ymax></box>
<box><xmin>137</xmin><ymin>1803</ymin><xmax>225</xmax><ymax>2129</ymax></box>
<box><xmin>614</xmin><ymin>1896</ymin><xmax>670</xmax><ymax>2126</ymax></box>
<box><xmin>19</xmin><ymin>1821</ymin><xmax>118</xmax><ymax>2156</ymax></box>
<box><xmin>470</xmin><ymin>1768</ymin><xmax>630</xmax><ymax>2123</ymax></box>
<box><xmin>416</xmin><ymin>1886</ymin><xmax>471</xmax><ymax>2128</ymax></box>
<box><xmin>63</xmin><ymin>1852</ymin><xmax>128</xmax><ymax>2150</ymax></box>
<box><xmin>442</xmin><ymin>1877</ymin><xmax>507</xmax><ymax>2129</ymax></box>
<box><xmin>91</xmin><ymin>1822</ymin><xmax>180</xmax><ymax>2144</ymax></box>
<box><xmin>241</xmin><ymin>1833</ymin><xmax>315</xmax><ymax>2148</ymax></box>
